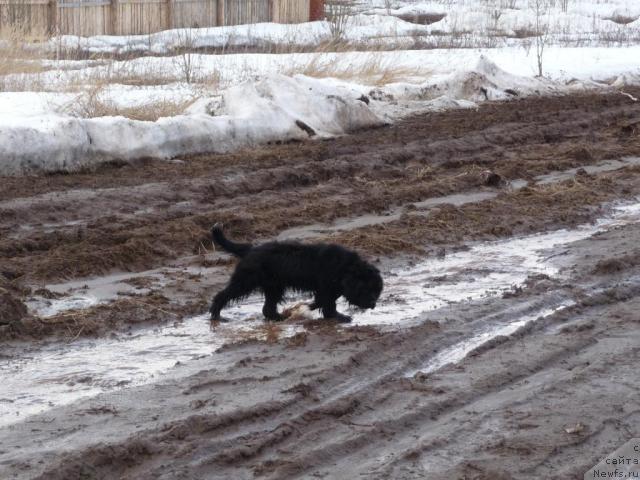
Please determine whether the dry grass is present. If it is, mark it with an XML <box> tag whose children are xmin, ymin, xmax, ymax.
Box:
<box><xmin>284</xmin><ymin>52</ymin><xmax>429</xmax><ymax>86</ymax></box>
<box><xmin>0</xmin><ymin>24</ymin><xmax>47</xmax><ymax>79</ymax></box>
<box><xmin>63</xmin><ymin>84</ymin><xmax>196</xmax><ymax>121</ymax></box>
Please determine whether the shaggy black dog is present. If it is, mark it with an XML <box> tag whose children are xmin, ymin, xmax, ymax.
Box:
<box><xmin>209</xmin><ymin>224</ymin><xmax>383</xmax><ymax>323</ymax></box>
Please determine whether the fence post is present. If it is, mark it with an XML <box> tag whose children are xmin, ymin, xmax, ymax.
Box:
<box><xmin>166</xmin><ymin>0</ymin><xmax>173</xmax><ymax>30</ymax></box>
<box><xmin>47</xmin><ymin>0</ymin><xmax>57</xmax><ymax>36</ymax></box>
<box><xmin>110</xmin><ymin>0</ymin><xmax>118</xmax><ymax>34</ymax></box>
<box><xmin>217</xmin><ymin>0</ymin><xmax>223</xmax><ymax>26</ymax></box>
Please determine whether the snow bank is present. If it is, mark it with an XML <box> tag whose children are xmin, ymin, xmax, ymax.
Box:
<box><xmin>368</xmin><ymin>0</ymin><xmax>640</xmax><ymax>44</ymax></box>
<box><xmin>51</xmin><ymin>22</ymin><xmax>329</xmax><ymax>56</ymax></box>
<box><xmin>47</xmin><ymin>14</ymin><xmax>428</xmax><ymax>56</ymax></box>
<box><xmin>380</xmin><ymin>56</ymin><xmax>556</xmax><ymax>105</ymax></box>
<box><xmin>2</xmin><ymin>50</ymin><xmax>638</xmax><ymax>176</ymax></box>
<box><xmin>0</xmin><ymin>75</ymin><xmax>382</xmax><ymax>176</ymax></box>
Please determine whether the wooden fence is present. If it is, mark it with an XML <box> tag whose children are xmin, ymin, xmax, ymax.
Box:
<box><xmin>0</xmin><ymin>0</ymin><xmax>319</xmax><ymax>37</ymax></box>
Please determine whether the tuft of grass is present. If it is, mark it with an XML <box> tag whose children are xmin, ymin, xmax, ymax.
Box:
<box><xmin>64</xmin><ymin>84</ymin><xmax>196</xmax><ymax>121</ymax></box>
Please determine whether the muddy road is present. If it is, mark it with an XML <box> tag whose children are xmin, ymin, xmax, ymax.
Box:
<box><xmin>1</xmin><ymin>90</ymin><xmax>640</xmax><ymax>479</ymax></box>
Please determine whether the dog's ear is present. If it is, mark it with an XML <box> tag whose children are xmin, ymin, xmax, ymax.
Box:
<box><xmin>341</xmin><ymin>269</ymin><xmax>363</xmax><ymax>304</ymax></box>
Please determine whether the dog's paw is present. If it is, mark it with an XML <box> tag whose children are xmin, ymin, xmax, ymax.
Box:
<box><xmin>209</xmin><ymin>311</ymin><xmax>229</xmax><ymax>323</ymax></box>
<box><xmin>264</xmin><ymin>313</ymin><xmax>285</xmax><ymax>322</ymax></box>
<box><xmin>333</xmin><ymin>313</ymin><xmax>352</xmax><ymax>324</ymax></box>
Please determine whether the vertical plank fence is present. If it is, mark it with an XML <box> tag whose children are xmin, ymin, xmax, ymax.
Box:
<box><xmin>58</xmin><ymin>0</ymin><xmax>111</xmax><ymax>36</ymax></box>
<box><xmin>272</xmin><ymin>0</ymin><xmax>309</xmax><ymax>24</ymax></box>
<box><xmin>0</xmin><ymin>0</ymin><xmax>52</xmax><ymax>35</ymax></box>
<box><xmin>0</xmin><ymin>0</ymin><xmax>313</xmax><ymax>36</ymax></box>
<box><xmin>218</xmin><ymin>0</ymin><xmax>269</xmax><ymax>27</ymax></box>
<box><xmin>171</xmin><ymin>0</ymin><xmax>216</xmax><ymax>29</ymax></box>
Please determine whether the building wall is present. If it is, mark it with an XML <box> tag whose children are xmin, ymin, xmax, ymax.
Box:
<box><xmin>309</xmin><ymin>0</ymin><xmax>323</xmax><ymax>21</ymax></box>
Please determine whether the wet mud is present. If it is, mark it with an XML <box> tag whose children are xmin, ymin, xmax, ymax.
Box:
<box><xmin>1</xmin><ymin>90</ymin><xmax>640</xmax><ymax>479</ymax></box>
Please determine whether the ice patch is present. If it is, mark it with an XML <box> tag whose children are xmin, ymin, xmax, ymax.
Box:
<box><xmin>407</xmin><ymin>303</ymin><xmax>574</xmax><ymax>377</ymax></box>
<box><xmin>0</xmin><ymin>314</ymin><xmax>300</xmax><ymax>428</ymax></box>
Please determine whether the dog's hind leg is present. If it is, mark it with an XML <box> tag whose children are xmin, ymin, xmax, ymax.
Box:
<box><xmin>209</xmin><ymin>283</ymin><xmax>254</xmax><ymax>321</ymax></box>
<box><xmin>262</xmin><ymin>286</ymin><xmax>285</xmax><ymax>321</ymax></box>
<box><xmin>317</xmin><ymin>291</ymin><xmax>352</xmax><ymax>323</ymax></box>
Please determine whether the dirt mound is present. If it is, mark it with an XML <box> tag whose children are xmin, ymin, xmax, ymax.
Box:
<box><xmin>592</xmin><ymin>250</ymin><xmax>640</xmax><ymax>274</ymax></box>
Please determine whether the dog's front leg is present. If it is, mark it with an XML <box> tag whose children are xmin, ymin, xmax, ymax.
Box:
<box><xmin>318</xmin><ymin>292</ymin><xmax>352</xmax><ymax>323</ymax></box>
<box><xmin>210</xmin><ymin>282</ymin><xmax>253</xmax><ymax>322</ymax></box>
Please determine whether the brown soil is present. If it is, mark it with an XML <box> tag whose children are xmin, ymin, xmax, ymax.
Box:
<box><xmin>1</xmin><ymin>89</ymin><xmax>640</xmax><ymax>340</ymax></box>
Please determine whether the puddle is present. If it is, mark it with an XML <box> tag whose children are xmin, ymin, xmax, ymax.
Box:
<box><xmin>535</xmin><ymin>157</ymin><xmax>640</xmax><ymax>185</ymax></box>
<box><xmin>27</xmin><ymin>265</ymin><xmax>211</xmax><ymax>318</ymax></box>
<box><xmin>4</xmin><ymin>200</ymin><xmax>640</xmax><ymax>429</ymax></box>
<box><xmin>348</xmin><ymin>223</ymin><xmax>595</xmax><ymax>327</ymax></box>
<box><xmin>0</xmin><ymin>306</ymin><xmax>300</xmax><ymax>428</ymax></box>
<box><xmin>26</xmin><ymin>270</ymin><xmax>166</xmax><ymax>317</ymax></box>
<box><xmin>413</xmin><ymin>191</ymin><xmax>498</xmax><ymax>209</ymax></box>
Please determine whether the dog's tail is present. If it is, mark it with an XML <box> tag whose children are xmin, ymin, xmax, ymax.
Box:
<box><xmin>211</xmin><ymin>223</ymin><xmax>252</xmax><ymax>258</ymax></box>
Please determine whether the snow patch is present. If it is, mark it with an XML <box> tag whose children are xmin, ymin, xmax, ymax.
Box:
<box><xmin>0</xmin><ymin>75</ymin><xmax>383</xmax><ymax>175</ymax></box>
<box><xmin>382</xmin><ymin>56</ymin><xmax>554</xmax><ymax>106</ymax></box>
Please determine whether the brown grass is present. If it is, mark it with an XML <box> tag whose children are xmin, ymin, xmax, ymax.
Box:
<box><xmin>284</xmin><ymin>52</ymin><xmax>429</xmax><ymax>86</ymax></box>
<box><xmin>64</xmin><ymin>84</ymin><xmax>196</xmax><ymax>121</ymax></box>
<box><xmin>0</xmin><ymin>24</ymin><xmax>47</xmax><ymax>79</ymax></box>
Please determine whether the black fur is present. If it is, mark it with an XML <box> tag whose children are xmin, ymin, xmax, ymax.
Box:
<box><xmin>209</xmin><ymin>223</ymin><xmax>383</xmax><ymax>323</ymax></box>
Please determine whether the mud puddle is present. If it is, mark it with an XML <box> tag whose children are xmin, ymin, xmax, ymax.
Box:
<box><xmin>0</xmin><ymin>313</ymin><xmax>300</xmax><ymax>428</ymax></box>
<box><xmin>28</xmin><ymin>269</ymin><xmax>172</xmax><ymax>318</ymax></box>
<box><xmin>28</xmin><ymin>263</ymin><xmax>217</xmax><ymax>318</ymax></box>
<box><xmin>4</xmin><ymin>200</ymin><xmax>640</xmax><ymax>429</ymax></box>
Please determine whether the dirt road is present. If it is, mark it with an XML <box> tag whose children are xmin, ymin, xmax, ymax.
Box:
<box><xmin>1</xmin><ymin>90</ymin><xmax>640</xmax><ymax>479</ymax></box>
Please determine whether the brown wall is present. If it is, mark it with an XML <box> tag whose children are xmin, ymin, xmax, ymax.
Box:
<box><xmin>309</xmin><ymin>0</ymin><xmax>323</xmax><ymax>21</ymax></box>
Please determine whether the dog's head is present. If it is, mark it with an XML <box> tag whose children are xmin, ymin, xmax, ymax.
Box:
<box><xmin>342</xmin><ymin>260</ymin><xmax>383</xmax><ymax>310</ymax></box>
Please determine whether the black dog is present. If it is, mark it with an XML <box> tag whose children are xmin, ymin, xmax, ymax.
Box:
<box><xmin>209</xmin><ymin>224</ymin><xmax>383</xmax><ymax>323</ymax></box>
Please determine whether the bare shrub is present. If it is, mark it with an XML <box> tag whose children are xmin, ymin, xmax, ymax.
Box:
<box><xmin>531</xmin><ymin>0</ymin><xmax>551</xmax><ymax>77</ymax></box>
<box><xmin>326</xmin><ymin>0</ymin><xmax>356</xmax><ymax>41</ymax></box>
<box><xmin>559</xmin><ymin>0</ymin><xmax>568</xmax><ymax>13</ymax></box>
<box><xmin>172</xmin><ymin>28</ymin><xmax>203</xmax><ymax>84</ymax></box>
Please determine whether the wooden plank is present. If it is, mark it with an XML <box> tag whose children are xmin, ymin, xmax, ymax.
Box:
<box><xmin>0</xmin><ymin>0</ymin><xmax>50</xmax><ymax>35</ymax></box>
